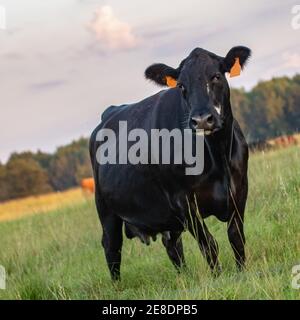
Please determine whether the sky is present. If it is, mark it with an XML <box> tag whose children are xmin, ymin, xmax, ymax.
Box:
<box><xmin>0</xmin><ymin>0</ymin><xmax>299</xmax><ymax>162</ymax></box>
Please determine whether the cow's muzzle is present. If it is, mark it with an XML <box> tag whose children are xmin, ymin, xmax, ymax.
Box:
<box><xmin>190</xmin><ymin>114</ymin><xmax>220</xmax><ymax>135</ymax></box>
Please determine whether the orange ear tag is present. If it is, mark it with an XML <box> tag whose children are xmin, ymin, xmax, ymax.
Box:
<box><xmin>230</xmin><ymin>57</ymin><xmax>241</xmax><ymax>78</ymax></box>
<box><xmin>166</xmin><ymin>76</ymin><xmax>177</xmax><ymax>88</ymax></box>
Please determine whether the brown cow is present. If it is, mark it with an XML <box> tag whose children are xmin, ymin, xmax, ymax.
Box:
<box><xmin>81</xmin><ymin>178</ymin><xmax>95</xmax><ymax>193</ymax></box>
<box><xmin>268</xmin><ymin>135</ymin><xmax>298</xmax><ymax>149</ymax></box>
<box><xmin>287</xmin><ymin>135</ymin><xmax>297</xmax><ymax>146</ymax></box>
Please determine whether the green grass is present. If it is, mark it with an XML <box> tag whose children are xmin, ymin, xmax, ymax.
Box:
<box><xmin>1</xmin><ymin>146</ymin><xmax>300</xmax><ymax>300</ymax></box>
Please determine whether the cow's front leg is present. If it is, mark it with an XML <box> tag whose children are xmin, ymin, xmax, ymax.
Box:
<box><xmin>187</xmin><ymin>218</ymin><xmax>221</xmax><ymax>275</ymax></box>
<box><xmin>227</xmin><ymin>211</ymin><xmax>245</xmax><ymax>270</ymax></box>
<box><xmin>162</xmin><ymin>231</ymin><xmax>185</xmax><ymax>271</ymax></box>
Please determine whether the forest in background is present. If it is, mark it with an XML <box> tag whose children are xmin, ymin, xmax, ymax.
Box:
<box><xmin>0</xmin><ymin>74</ymin><xmax>299</xmax><ymax>202</ymax></box>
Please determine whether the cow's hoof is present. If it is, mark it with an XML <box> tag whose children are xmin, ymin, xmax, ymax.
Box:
<box><xmin>211</xmin><ymin>265</ymin><xmax>222</xmax><ymax>277</ymax></box>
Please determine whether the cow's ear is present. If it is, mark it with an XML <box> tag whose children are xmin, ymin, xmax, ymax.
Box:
<box><xmin>223</xmin><ymin>46</ymin><xmax>251</xmax><ymax>77</ymax></box>
<box><xmin>145</xmin><ymin>63</ymin><xmax>179</xmax><ymax>87</ymax></box>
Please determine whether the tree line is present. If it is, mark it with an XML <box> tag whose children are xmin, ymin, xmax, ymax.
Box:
<box><xmin>0</xmin><ymin>74</ymin><xmax>299</xmax><ymax>202</ymax></box>
<box><xmin>231</xmin><ymin>74</ymin><xmax>300</xmax><ymax>141</ymax></box>
<box><xmin>0</xmin><ymin>138</ymin><xmax>92</xmax><ymax>201</ymax></box>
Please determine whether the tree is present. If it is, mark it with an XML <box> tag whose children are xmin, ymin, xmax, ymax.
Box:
<box><xmin>231</xmin><ymin>88</ymin><xmax>250</xmax><ymax>137</ymax></box>
<box><xmin>0</xmin><ymin>163</ymin><xmax>9</xmax><ymax>201</ymax></box>
<box><xmin>4</xmin><ymin>158</ymin><xmax>52</xmax><ymax>200</ymax></box>
<box><xmin>48</xmin><ymin>138</ymin><xmax>92</xmax><ymax>190</ymax></box>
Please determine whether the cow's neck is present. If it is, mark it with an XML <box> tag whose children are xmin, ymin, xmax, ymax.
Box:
<box><xmin>222</xmin><ymin>107</ymin><xmax>234</xmax><ymax>161</ymax></box>
<box><xmin>206</xmin><ymin>109</ymin><xmax>233</xmax><ymax>165</ymax></box>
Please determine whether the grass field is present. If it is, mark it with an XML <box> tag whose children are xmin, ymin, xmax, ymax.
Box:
<box><xmin>0</xmin><ymin>188</ymin><xmax>85</xmax><ymax>223</ymax></box>
<box><xmin>0</xmin><ymin>147</ymin><xmax>300</xmax><ymax>300</ymax></box>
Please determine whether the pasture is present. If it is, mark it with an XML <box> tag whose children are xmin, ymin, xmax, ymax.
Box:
<box><xmin>0</xmin><ymin>146</ymin><xmax>300</xmax><ymax>300</ymax></box>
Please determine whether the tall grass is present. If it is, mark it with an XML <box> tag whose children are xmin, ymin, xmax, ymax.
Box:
<box><xmin>0</xmin><ymin>147</ymin><xmax>300</xmax><ymax>299</ymax></box>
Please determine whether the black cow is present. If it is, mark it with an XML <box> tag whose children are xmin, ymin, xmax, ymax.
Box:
<box><xmin>90</xmin><ymin>46</ymin><xmax>251</xmax><ymax>280</ymax></box>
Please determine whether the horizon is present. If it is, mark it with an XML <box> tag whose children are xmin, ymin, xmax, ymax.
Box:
<box><xmin>1</xmin><ymin>72</ymin><xmax>299</xmax><ymax>165</ymax></box>
<box><xmin>1</xmin><ymin>0</ymin><xmax>300</xmax><ymax>162</ymax></box>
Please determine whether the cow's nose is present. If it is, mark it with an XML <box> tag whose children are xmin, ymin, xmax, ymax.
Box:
<box><xmin>190</xmin><ymin>114</ymin><xmax>215</xmax><ymax>131</ymax></box>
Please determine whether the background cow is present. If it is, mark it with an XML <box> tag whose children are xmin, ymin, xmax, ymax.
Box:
<box><xmin>81</xmin><ymin>178</ymin><xmax>95</xmax><ymax>194</ymax></box>
<box><xmin>90</xmin><ymin>46</ymin><xmax>251</xmax><ymax>280</ymax></box>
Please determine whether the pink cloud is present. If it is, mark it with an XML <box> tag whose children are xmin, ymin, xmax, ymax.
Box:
<box><xmin>282</xmin><ymin>52</ymin><xmax>300</xmax><ymax>68</ymax></box>
<box><xmin>87</xmin><ymin>6</ymin><xmax>138</xmax><ymax>51</ymax></box>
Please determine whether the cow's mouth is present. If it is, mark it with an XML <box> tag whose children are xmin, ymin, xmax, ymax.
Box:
<box><xmin>195</xmin><ymin>130</ymin><xmax>212</xmax><ymax>136</ymax></box>
<box><xmin>195</xmin><ymin>128</ymin><xmax>221</xmax><ymax>136</ymax></box>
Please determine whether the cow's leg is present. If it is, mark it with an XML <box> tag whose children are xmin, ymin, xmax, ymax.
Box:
<box><xmin>227</xmin><ymin>180</ymin><xmax>247</xmax><ymax>271</ymax></box>
<box><xmin>101</xmin><ymin>214</ymin><xmax>123</xmax><ymax>280</ymax></box>
<box><xmin>162</xmin><ymin>231</ymin><xmax>185</xmax><ymax>271</ymax></box>
<box><xmin>95</xmin><ymin>193</ymin><xmax>123</xmax><ymax>281</ymax></box>
<box><xmin>187</xmin><ymin>218</ymin><xmax>221</xmax><ymax>275</ymax></box>
<box><xmin>227</xmin><ymin>210</ymin><xmax>245</xmax><ymax>271</ymax></box>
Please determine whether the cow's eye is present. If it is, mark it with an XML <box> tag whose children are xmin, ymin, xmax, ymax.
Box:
<box><xmin>177</xmin><ymin>83</ymin><xmax>187</xmax><ymax>98</ymax></box>
<box><xmin>212</xmin><ymin>73</ymin><xmax>221</xmax><ymax>82</ymax></box>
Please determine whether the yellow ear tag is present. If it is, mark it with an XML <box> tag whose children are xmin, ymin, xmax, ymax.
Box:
<box><xmin>230</xmin><ymin>57</ymin><xmax>241</xmax><ymax>78</ymax></box>
<box><xmin>166</xmin><ymin>76</ymin><xmax>177</xmax><ymax>88</ymax></box>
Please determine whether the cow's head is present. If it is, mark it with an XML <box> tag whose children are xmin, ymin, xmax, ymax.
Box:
<box><xmin>145</xmin><ymin>46</ymin><xmax>251</xmax><ymax>135</ymax></box>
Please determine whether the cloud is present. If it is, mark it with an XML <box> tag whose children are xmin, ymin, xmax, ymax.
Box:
<box><xmin>282</xmin><ymin>52</ymin><xmax>300</xmax><ymax>69</ymax></box>
<box><xmin>0</xmin><ymin>52</ymin><xmax>24</xmax><ymax>60</ymax></box>
<box><xmin>30</xmin><ymin>80</ymin><xmax>67</xmax><ymax>92</ymax></box>
<box><xmin>87</xmin><ymin>6</ymin><xmax>138</xmax><ymax>51</ymax></box>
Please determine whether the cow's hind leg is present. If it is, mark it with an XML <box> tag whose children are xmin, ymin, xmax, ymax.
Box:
<box><xmin>95</xmin><ymin>194</ymin><xmax>123</xmax><ymax>281</ymax></box>
<box><xmin>101</xmin><ymin>214</ymin><xmax>123</xmax><ymax>281</ymax></box>
<box><xmin>187</xmin><ymin>218</ymin><xmax>221</xmax><ymax>275</ymax></box>
<box><xmin>162</xmin><ymin>231</ymin><xmax>185</xmax><ymax>271</ymax></box>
